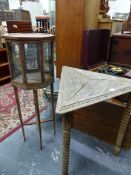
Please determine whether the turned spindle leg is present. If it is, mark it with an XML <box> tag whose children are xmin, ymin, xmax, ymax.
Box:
<box><xmin>62</xmin><ymin>114</ymin><xmax>72</xmax><ymax>175</ymax></box>
<box><xmin>13</xmin><ymin>86</ymin><xmax>26</xmax><ymax>141</ymax></box>
<box><xmin>114</xmin><ymin>94</ymin><xmax>131</xmax><ymax>155</ymax></box>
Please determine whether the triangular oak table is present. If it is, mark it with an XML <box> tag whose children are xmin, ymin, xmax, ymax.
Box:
<box><xmin>56</xmin><ymin>66</ymin><xmax>131</xmax><ymax>175</ymax></box>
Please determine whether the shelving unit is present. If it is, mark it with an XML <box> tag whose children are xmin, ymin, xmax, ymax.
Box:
<box><xmin>0</xmin><ymin>48</ymin><xmax>11</xmax><ymax>84</ymax></box>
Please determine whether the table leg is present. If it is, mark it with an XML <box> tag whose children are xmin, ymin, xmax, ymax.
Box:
<box><xmin>50</xmin><ymin>83</ymin><xmax>56</xmax><ymax>135</ymax></box>
<box><xmin>33</xmin><ymin>89</ymin><xmax>43</xmax><ymax>150</ymax></box>
<box><xmin>13</xmin><ymin>86</ymin><xmax>26</xmax><ymax>141</ymax></box>
<box><xmin>114</xmin><ymin>94</ymin><xmax>131</xmax><ymax>155</ymax></box>
<box><xmin>62</xmin><ymin>114</ymin><xmax>72</xmax><ymax>175</ymax></box>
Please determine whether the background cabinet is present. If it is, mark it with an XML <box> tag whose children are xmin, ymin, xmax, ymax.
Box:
<box><xmin>109</xmin><ymin>33</ymin><xmax>131</xmax><ymax>66</ymax></box>
<box><xmin>56</xmin><ymin>0</ymin><xmax>100</xmax><ymax>77</ymax></box>
<box><xmin>0</xmin><ymin>48</ymin><xmax>10</xmax><ymax>84</ymax></box>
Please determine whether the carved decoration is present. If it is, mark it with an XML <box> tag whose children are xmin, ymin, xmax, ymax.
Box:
<box><xmin>99</xmin><ymin>0</ymin><xmax>110</xmax><ymax>19</ymax></box>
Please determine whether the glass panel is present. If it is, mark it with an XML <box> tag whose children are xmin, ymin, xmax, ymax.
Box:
<box><xmin>25</xmin><ymin>43</ymin><xmax>39</xmax><ymax>72</ymax></box>
<box><xmin>43</xmin><ymin>42</ymin><xmax>52</xmax><ymax>74</ymax></box>
<box><xmin>8</xmin><ymin>43</ymin><xmax>21</xmax><ymax>79</ymax></box>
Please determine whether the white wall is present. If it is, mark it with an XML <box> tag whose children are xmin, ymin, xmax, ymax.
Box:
<box><xmin>39</xmin><ymin>0</ymin><xmax>49</xmax><ymax>13</ymax></box>
<box><xmin>22</xmin><ymin>2</ymin><xmax>43</xmax><ymax>26</ymax></box>
<box><xmin>8</xmin><ymin>0</ymin><xmax>49</xmax><ymax>26</ymax></box>
<box><xmin>115</xmin><ymin>0</ymin><xmax>130</xmax><ymax>13</ymax></box>
<box><xmin>109</xmin><ymin>0</ymin><xmax>130</xmax><ymax>18</ymax></box>
<box><xmin>8</xmin><ymin>0</ymin><xmax>20</xmax><ymax>9</ymax></box>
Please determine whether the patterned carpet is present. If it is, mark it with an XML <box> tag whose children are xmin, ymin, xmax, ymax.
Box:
<box><xmin>0</xmin><ymin>83</ymin><xmax>48</xmax><ymax>142</ymax></box>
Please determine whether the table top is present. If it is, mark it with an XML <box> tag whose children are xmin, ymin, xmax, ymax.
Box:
<box><xmin>112</xmin><ymin>32</ymin><xmax>131</xmax><ymax>38</ymax></box>
<box><xmin>56</xmin><ymin>66</ymin><xmax>131</xmax><ymax>114</ymax></box>
<box><xmin>35</xmin><ymin>15</ymin><xmax>50</xmax><ymax>20</ymax></box>
<box><xmin>3</xmin><ymin>33</ymin><xmax>55</xmax><ymax>41</ymax></box>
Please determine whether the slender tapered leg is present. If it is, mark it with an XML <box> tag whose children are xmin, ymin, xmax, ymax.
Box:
<box><xmin>62</xmin><ymin>114</ymin><xmax>72</xmax><ymax>175</ymax></box>
<box><xmin>50</xmin><ymin>82</ymin><xmax>56</xmax><ymax>135</ymax></box>
<box><xmin>13</xmin><ymin>86</ymin><xmax>26</xmax><ymax>141</ymax></box>
<box><xmin>114</xmin><ymin>94</ymin><xmax>131</xmax><ymax>156</ymax></box>
<box><xmin>33</xmin><ymin>89</ymin><xmax>42</xmax><ymax>150</ymax></box>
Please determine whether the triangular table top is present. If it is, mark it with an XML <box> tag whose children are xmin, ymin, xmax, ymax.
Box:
<box><xmin>56</xmin><ymin>66</ymin><xmax>131</xmax><ymax>114</ymax></box>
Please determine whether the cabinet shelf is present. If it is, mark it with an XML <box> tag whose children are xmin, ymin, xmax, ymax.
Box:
<box><xmin>0</xmin><ymin>62</ymin><xmax>9</xmax><ymax>67</ymax></box>
<box><xmin>0</xmin><ymin>48</ymin><xmax>7</xmax><ymax>52</ymax></box>
<box><xmin>0</xmin><ymin>75</ymin><xmax>11</xmax><ymax>81</ymax></box>
<box><xmin>0</xmin><ymin>48</ymin><xmax>10</xmax><ymax>84</ymax></box>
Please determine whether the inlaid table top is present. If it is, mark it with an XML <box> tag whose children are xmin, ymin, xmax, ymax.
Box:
<box><xmin>56</xmin><ymin>66</ymin><xmax>131</xmax><ymax>114</ymax></box>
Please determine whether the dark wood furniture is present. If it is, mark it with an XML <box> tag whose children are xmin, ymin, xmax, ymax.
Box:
<box><xmin>109</xmin><ymin>33</ymin><xmax>131</xmax><ymax>66</ymax></box>
<box><xmin>72</xmin><ymin>102</ymin><xmax>129</xmax><ymax>148</ymax></box>
<box><xmin>4</xmin><ymin>33</ymin><xmax>56</xmax><ymax>149</ymax></box>
<box><xmin>35</xmin><ymin>15</ymin><xmax>50</xmax><ymax>33</ymax></box>
<box><xmin>6</xmin><ymin>20</ymin><xmax>32</xmax><ymax>33</ymax></box>
<box><xmin>0</xmin><ymin>48</ymin><xmax>11</xmax><ymax>84</ymax></box>
<box><xmin>73</xmin><ymin>30</ymin><xmax>131</xmax><ymax>149</ymax></box>
<box><xmin>81</xmin><ymin>29</ymin><xmax>110</xmax><ymax>70</ymax></box>
<box><xmin>82</xmin><ymin>29</ymin><xmax>131</xmax><ymax>70</ymax></box>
